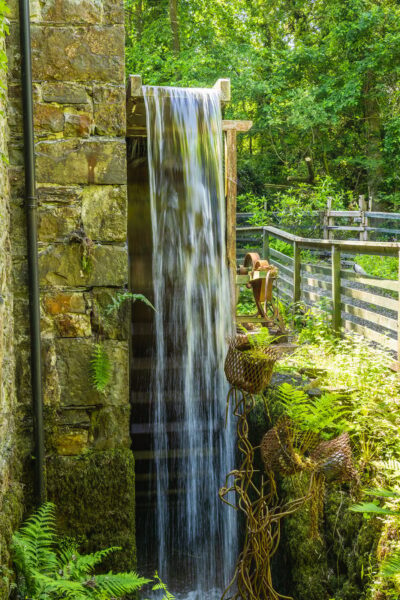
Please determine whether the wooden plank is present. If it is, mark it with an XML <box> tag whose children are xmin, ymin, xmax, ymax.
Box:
<box><xmin>301</xmin><ymin>289</ymin><xmax>327</xmax><ymax>304</ymax></box>
<box><xmin>263</xmin><ymin>230</ymin><xmax>269</xmax><ymax>260</ymax></box>
<box><xmin>301</xmin><ymin>276</ymin><xmax>332</xmax><ymax>291</ymax></box>
<box><xmin>398</xmin><ymin>249</ymin><xmax>400</xmax><ymax>362</ymax></box>
<box><xmin>329</xmin><ymin>211</ymin><xmax>362</xmax><ymax>218</ymax></box>
<box><xmin>341</xmin><ymin>272</ymin><xmax>399</xmax><ymax>293</ymax></box>
<box><xmin>269</xmin><ymin>247</ymin><xmax>294</xmax><ymax>265</ymax></box>
<box><xmin>366</xmin><ymin>212</ymin><xmax>400</xmax><ymax>220</ymax></box>
<box><xmin>343</xmin><ymin>320</ymin><xmax>397</xmax><ymax>352</ymax></box>
<box><xmin>278</xmin><ymin>273</ymin><xmax>294</xmax><ymax>288</ymax></box>
<box><xmin>326</xmin><ymin>226</ymin><xmax>364</xmax><ymax>232</ymax></box>
<box><xmin>340</xmin><ymin>286</ymin><xmax>398</xmax><ymax>312</ymax></box>
<box><xmin>301</xmin><ymin>263</ymin><xmax>332</xmax><ymax>276</ymax></box>
<box><xmin>342</xmin><ymin>303</ymin><xmax>398</xmax><ymax>333</ymax></box>
<box><xmin>293</xmin><ymin>241</ymin><xmax>301</xmax><ymax>303</ymax></box>
<box><xmin>226</xmin><ymin>128</ymin><xmax>237</xmax><ymax>319</ymax></box>
<box><xmin>222</xmin><ymin>120</ymin><xmax>252</xmax><ymax>132</ymax></box>
<box><xmin>213</xmin><ymin>78</ymin><xmax>231</xmax><ymax>102</ymax></box>
<box><xmin>332</xmin><ymin>245</ymin><xmax>341</xmax><ymax>332</ymax></box>
<box><xmin>272</xmin><ymin>260</ymin><xmax>293</xmax><ymax>278</ymax></box>
<box><xmin>366</xmin><ymin>227</ymin><xmax>400</xmax><ymax>235</ymax></box>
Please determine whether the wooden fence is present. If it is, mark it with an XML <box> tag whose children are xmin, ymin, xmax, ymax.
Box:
<box><xmin>237</xmin><ymin>225</ymin><xmax>400</xmax><ymax>359</ymax></box>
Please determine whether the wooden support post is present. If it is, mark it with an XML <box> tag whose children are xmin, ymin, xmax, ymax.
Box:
<box><xmin>332</xmin><ymin>245</ymin><xmax>342</xmax><ymax>333</ymax></box>
<box><xmin>293</xmin><ymin>241</ymin><xmax>301</xmax><ymax>304</ymax></box>
<box><xmin>225</xmin><ymin>128</ymin><xmax>237</xmax><ymax>318</ymax></box>
<box><xmin>326</xmin><ymin>196</ymin><xmax>334</xmax><ymax>240</ymax></box>
<box><xmin>397</xmin><ymin>249</ymin><xmax>400</xmax><ymax>363</ymax></box>
<box><xmin>359</xmin><ymin>195</ymin><xmax>368</xmax><ymax>241</ymax></box>
<box><xmin>262</xmin><ymin>229</ymin><xmax>269</xmax><ymax>260</ymax></box>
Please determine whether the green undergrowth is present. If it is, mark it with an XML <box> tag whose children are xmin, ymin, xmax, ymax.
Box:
<box><xmin>354</xmin><ymin>255</ymin><xmax>399</xmax><ymax>281</ymax></box>
<box><xmin>271</xmin><ymin>330</ymin><xmax>400</xmax><ymax>599</ymax></box>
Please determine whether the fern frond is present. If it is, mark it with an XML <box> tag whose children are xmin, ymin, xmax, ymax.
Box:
<box><xmin>64</xmin><ymin>547</ymin><xmax>121</xmax><ymax>579</ymax></box>
<box><xmin>91</xmin><ymin>344</ymin><xmax>111</xmax><ymax>392</ymax></box>
<box><xmin>349</xmin><ymin>502</ymin><xmax>400</xmax><ymax>516</ymax></box>
<box><xmin>93</xmin><ymin>572</ymin><xmax>151</xmax><ymax>597</ymax></box>
<box><xmin>152</xmin><ymin>571</ymin><xmax>175</xmax><ymax>599</ymax></box>
<box><xmin>381</xmin><ymin>549</ymin><xmax>400</xmax><ymax>578</ymax></box>
<box><xmin>34</xmin><ymin>570</ymin><xmax>89</xmax><ymax>600</ymax></box>
<box><xmin>12</xmin><ymin>502</ymin><xmax>59</xmax><ymax>595</ymax></box>
<box><xmin>106</xmin><ymin>291</ymin><xmax>156</xmax><ymax>315</ymax></box>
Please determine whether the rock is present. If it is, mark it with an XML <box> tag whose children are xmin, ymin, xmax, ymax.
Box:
<box><xmin>38</xmin><ymin>204</ymin><xmax>81</xmax><ymax>242</ymax></box>
<box><xmin>37</xmin><ymin>185</ymin><xmax>83</xmax><ymax>204</ymax></box>
<box><xmin>81</xmin><ymin>185</ymin><xmax>127</xmax><ymax>242</ymax></box>
<box><xmin>39</xmin><ymin>243</ymin><xmax>127</xmax><ymax>287</ymax></box>
<box><xmin>89</xmin><ymin>287</ymin><xmax>129</xmax><ymax>340</ymax></box>
<box><xmin>31</xmin><ymin>25</ymin><xmax>125</xmax><ymax>83</ymax></box>
<box><xmin>64</xmin><ymin>111</ymin><xmax>93</xmax><ymax>137</ymax></box>
<box><xmin>42</xmin><ymin>82</ymin><xmax>90</xmax><ymax>105</ymax></box>
<box><xmin>54</xmin><ymin>313</ymin><xmax>92</xmax><ymax>337</ymax></box>
<box><xmin>93</xmin><ymin>85</ymin><xmax>125</xmax><ymax>135</ymax></box>
<box><xmin>36</xmin><ymin>139</ymin><xmax>126</xmax><ymax>185</ymax></box>
<box><xmin>53</xmin><ymin>430</ymin><xmax>89</xmax><ymax>456</ymax></box>
<box><xmin>43</xmin><ymin>292</ymin><xmax>86</xmax><ymax>315</ymax></box>
<box><xmin>90</xmin><ymin>406</ymin><xmax>130</xmax><ymax>449</ymax></box>
<box><xmin>40</xmin><ymin>0</ymin><xmax>102</xmax><ymax>24</ymax></box>
<box><xmin>53</xmin><ymin>338</ymin><xmax>128</xmax><ymax>407</ymax></box>
<box><xmin>34</xmin><ymin>103</ymin><xmax>64</xmax><ymax>135</ymax></box>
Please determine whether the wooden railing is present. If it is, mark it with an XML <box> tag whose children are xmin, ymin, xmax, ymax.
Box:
<box><xmin>237</xmin><ymin>225</ymin><xmax>400</xmax><ymax>359</ymax></box>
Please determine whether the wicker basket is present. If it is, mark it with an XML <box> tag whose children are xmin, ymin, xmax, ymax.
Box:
<box><xmin>224</xmin><ymin>335</ymin><xmax>278</xmax><ymax>394</ymax></box>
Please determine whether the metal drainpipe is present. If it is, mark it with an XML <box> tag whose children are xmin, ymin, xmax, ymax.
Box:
<box><xmin>19</xmin><ymin>0</ymin><xmax>45</xmax><ymax>504</ymax></box>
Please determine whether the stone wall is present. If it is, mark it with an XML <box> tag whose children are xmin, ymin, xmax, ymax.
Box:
<box><xmin>0</xmin><ymin>19</ymin><xmax>24</xmax><ymax>599</ymax></box>
<box><xmin>3</xmin><ymin>0</ymin><xmax>135</xmax><ymax>584</ymax></box>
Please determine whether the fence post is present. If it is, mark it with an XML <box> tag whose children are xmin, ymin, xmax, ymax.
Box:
<box><xmin>262</xmin><ymin>228</ymin><xmax>270</xmax><ymax>260</ymax></box>
<box><xmin>293</xmin><ymin>241</ymin><xmax>301</xmax><ymax>304</ymax></box>
<box><xmin>332</xmin><ymin>245</ymin><xmax>341</xmax><ymax>333</ymax></box>
<box><xmin>326</xmin><ymin>196</ymin><xmax>334</xmax><ymax>240</ymax></box>
<box><xmin>359</xmin><ymin>195</ymin><xmax>368</xmax><ymax>241</ymax></box>
<box><xmin>398</xmin><ymin>249</ymin><xmax>400</xmax><ymax>363</ymax></box>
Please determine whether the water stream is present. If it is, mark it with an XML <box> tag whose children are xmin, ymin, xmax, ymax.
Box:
<box><xmin>143</xmin><ymin>85</ymin><xmax>237</xmax><ymax>598</ymax></box>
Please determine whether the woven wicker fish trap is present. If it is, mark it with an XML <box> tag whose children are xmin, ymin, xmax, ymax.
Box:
<box><xmin>311</xmin><ymin>432</ymin><xmax>357</xmax><ymax>483</ymax></box>
<box><xmin>224</xmin><ymin>335</ymin><xmax>279</xmax><ymax>394</ymax></box>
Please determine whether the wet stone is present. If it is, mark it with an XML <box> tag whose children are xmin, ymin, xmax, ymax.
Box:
<box><xmin>34</xmin><ymin>103</ymin><xmax>65</xmax><ymax>135</ymax></box>
<box><xmin>93</xmin><ymin>85</ymin><xmax>125</xmax><ymax>136</ymax></box>
<box><xmin>81</xmin><ymin>185</ymin><xmax>127</xmax><ymax>242</ymax></box>
<box><xmin>38</xmin><ymin>203</ymin><xmax>81</xmax><ymax>242</ymax></box>
<box><xmin>53</xmin><ymin>430</ymin><xmax>89</xmax><ymax>456</ymax></box>
<box><xmin>43</xmin><ymin>292</ymin><xmax>86</xmax><ymax>315</ymax></box>
<box><xmin>40</xmin><ymin>0</ymin><xmax>103</xmax><ymax>24</ymax></box>
<box><xmin>42</xmin><ymin>82</ymin><xmax>91</xmax><ymax>105</ymax></box>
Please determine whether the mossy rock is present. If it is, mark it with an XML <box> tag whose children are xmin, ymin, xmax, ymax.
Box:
<box><xmin>46</xmin><ymin>449</ymin><xmax>136</xmax><ymax>572</ymax></box>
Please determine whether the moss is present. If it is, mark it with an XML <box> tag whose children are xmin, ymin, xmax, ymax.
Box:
<box><xmin>46</xmin><ymin>449</ymin><xmax>136</xmax><ymax>572</ymax></box>
<box><xmin>0</xmin><ymin>482</ymin><xmax>24</xmax><ymax>600</ymax></box>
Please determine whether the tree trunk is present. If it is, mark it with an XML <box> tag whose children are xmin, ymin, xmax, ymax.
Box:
<box><xmin>169</xmin><ymin>0</ymin><xmax>180</xmax><ymax>54</ymax></box>
<box><xmin>135</xmin><ymin>0</ymin><xmax>143</xmax><ymax>41</ymax></box>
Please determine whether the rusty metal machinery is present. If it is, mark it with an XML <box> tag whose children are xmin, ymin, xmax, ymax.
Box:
<box><xmin>237</xmin><ymin>252</ymin><xmax>286</xmax><ymax>334</ymax></box>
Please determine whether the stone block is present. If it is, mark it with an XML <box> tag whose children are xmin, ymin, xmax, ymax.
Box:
<box><xmin>39</xmin><ymin>243</ymin><xmax>127</xmax><ymax>287</ymax></box>
<box><xmin>89</xmin><ymin>287</ymin><xmax>129</xmax><ymax>340</ymax></box>
<box><xmin>93</xmin><ymin>85</ymin><xmax>125</xmax><ymax>136</ymax></box>
<box><xmin>81</xmin><ymin>185</ymin><xmax>127</xmax><ymax>241</ymax></box>
<box><xmin>53</xmin><ymin>313</ymin><xmax>92</xmax><ymax>337</ymax></box>
<box><xmin>36</xmin><ymin>139</ymin><xmax>126</xmax><ymax>185</ymax></box>
<box><xmin>90</xmin><ymin>405</ymin><xmax>130</xmax><ymax>449</ymax></box>
<box><xmin>53</xmin><ymin>338</ymin><xmax>129</xmax><ymax>407</ymax></box>
<box><xmin>103</xmin><ymin>0</ymin><xmax>124</xmax><ymax>24</ymax></box>
<box><xmin>31</xmin><ymin>25</ymin><xmax>125</xmax><ymax>83</ymax></box>
<box><xmin>37</xmin><ymin>185</ymin><xmax>83</xmax><ymax>204</ymax></box>
<box><xmin>42</xmin><ymin>82</ymin><xmax>90</xmax><ymax>105</ymax></box>
<box><xmin>53</xmin><ymin>430</ymin><xmax>89</xmax><ymax>456</ymax></box>
<box><xmin>64</xmin><ymin>111</ymin><xmax>93</xmax><ymax>137</ymax></box>
<box><xmin>46</xmin><ymin>449</ymin><xmax>136</xmax><ymax>571</ymax></box>
<box><xmin>43</xmin><ymin>292</ymin><xmax>86</xmax><ymax>315</ymax></box>
<box><xmin>40</xmin><ymin>0</ymin><xmax>102</xmax><ymax>24</ymax></box>
<box><xmin>38</xmin><ymin>203</ymin><xmax>81</xmax><ymax>242</ymax></box>
<box><xmin>34</xmin><ymin>103</ymin><xmax>64</xmax><ymax>135</ymax></box>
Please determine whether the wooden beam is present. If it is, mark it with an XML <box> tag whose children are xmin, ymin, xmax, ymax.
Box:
<box><xmin>213</xmin><ymin>78</ymin><xmax>231</xmax><ymax>102</ymax></box>
<box><xmin>332</xmin><ymin>245</ymin><xmax>341</xmax><ymax>333</ymax></box>
<box><xmin>225</xmin><ymin>128</ymin><xmax>237</xmax><ymax>319</ymax></box>
<box><xmin>222</xmin><ymin>120</ymin><xmax>253</xmax><ymax>132</ymax></box>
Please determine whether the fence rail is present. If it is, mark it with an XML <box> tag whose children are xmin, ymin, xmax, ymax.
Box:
<box><xmin>236</xmin><ymin>225</ymin><xmax>400</xmax><ymax>359</ymax></box>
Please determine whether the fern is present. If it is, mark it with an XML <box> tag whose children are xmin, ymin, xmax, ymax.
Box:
<box><xmin>152</xmin><ymin>571</ymin><xmax>175</xmax><ymax>599</ymax></box>
<box><xmin>105</xmin><ymin>291</ymin><xmax>156</xmax><ymax>315</ymax></box>
<box><xmin>91</xmin><ymin>344</ymin><xmax>111</xmax><ymax>392</ymax></box>
<box><xmin>277</xmin><ymin>383</ymin><xmax>347</xmax><ymax>439</ymax></box>
<box><xmin>12</xmin><ymin>502</ymin><xmax>151</xmax><ymax>600</ymax></box>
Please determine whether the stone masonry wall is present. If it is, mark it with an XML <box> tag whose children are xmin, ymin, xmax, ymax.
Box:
<box><xmin>0</xmin><ymin>21</ymin><xmax>24</xmax><ymax>599</ymax></box>
<box><xmin>4</xmin><ymin>0</ymin><xmax>136</xmax><ymax>581</ymax></box>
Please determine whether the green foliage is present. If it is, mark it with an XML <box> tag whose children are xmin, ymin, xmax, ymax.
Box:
<box><xmin>152</xmin><ymin>571</ymin><xmax>175</xmax><ymax>599</ymax></box>
<box><xmin>12</xmin><ymin>502</ymin><xmax>150</xmax><ymax>600</ymax></box>
<box><xmin>354</xmin><ymin>255</ymin><xmax>399</xmax><ymax>280</ymax></box>
<box><xmin>105</xmin><ymin>291</ymin><xmax>156</xmax><ymax>315</ymax></box>
<box><xmin>90</xmin><ymin>344</ymin><xmax>111</xmax><ymax>392</ymax></box>
<box><xmin>125</xmin><ymin>0</ymin><xmax>400</xmax><ymax>206</ymax></box>
<box><xmin>236</xmin><ymin>287</ymin><xmax>257</xmax><ymax>316</ymax></box>
<box><xmin>276</xmin><ymin>383</ymin><xmax>347</xmax><ymax>439</ymax></box>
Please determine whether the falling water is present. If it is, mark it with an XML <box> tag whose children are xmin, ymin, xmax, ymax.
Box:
<box><xmin>143</xmin><ymin>85</ymin><xmax>237</xmax><ymax>598</ymax></box>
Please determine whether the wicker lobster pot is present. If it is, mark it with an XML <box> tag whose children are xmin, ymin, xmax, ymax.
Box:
<box><xmin>224</xmin><ymin>336</ymin><xmax>278</xmax><ymax>394</ymax></box>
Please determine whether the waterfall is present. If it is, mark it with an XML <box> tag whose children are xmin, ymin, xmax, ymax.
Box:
<box><xmin>143</xmin><ymin>85</ymin><xmax>237</xmax><ymax>598</ymax></box>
